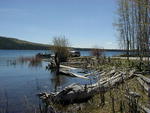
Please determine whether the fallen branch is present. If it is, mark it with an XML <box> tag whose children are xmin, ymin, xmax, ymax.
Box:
<box><xmin>137</xmin><ymin>77</ymin><xmax>149</xmax><ymax>92</ymax></box>
<box><xmin>135</xmin><ymin>74</ymin><xmax>150</xmax><ymax>84</ymax></box>
<box><xmin>38</xmin><ymin>70</ymin><xmax>136</xmax><ymax>105</ymax></box>
<box><xmin>125</xmin><ymin>91</ymin><xmax>150</xmax><ymax>113</ymax></box>
<box><xmin>60</xmin><ymin>70</ymin><xmax>89</xmax><ymax>79</ymax></box>
<box><xmin>139</xmin><ymin>104</ymin><xmax>150</xmax><ymax>113</ymax></box>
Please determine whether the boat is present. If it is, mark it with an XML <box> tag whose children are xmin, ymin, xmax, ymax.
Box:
<box><xmin>69</xmin><ymin>50</ymin><xmax>80</xmax><ymax>57</ymax></box>
<box><xmin>36</xmin><ymin>53</ymin><xmax>51</xmax><ymax>58</ymax></box>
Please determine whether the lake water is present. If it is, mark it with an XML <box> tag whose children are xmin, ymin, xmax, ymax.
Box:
<box><xmin>0</xmin><ymin>50</ymin><xmax>123</xmax><ymax>113</ymax></box>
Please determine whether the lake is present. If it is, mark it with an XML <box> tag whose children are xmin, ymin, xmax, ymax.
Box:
<box><xmin>0</xmin><ymin>50</ymin><xmax>123</xmax><ymax>113</ymax></box>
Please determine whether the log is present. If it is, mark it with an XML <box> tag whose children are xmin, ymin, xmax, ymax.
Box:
<box><xmin>139</xmin><ymin>104</ymin><xmax>150</xmax><ymax>113</ymax></box>
<box><xmin>125</xmin><ymin>91</ymin><xmax>150</xmax><ymax>113</ymax></box>
<box><xmin>100</xmin><ymin>71</ymin><xmax>107</xmax><ymax>77</ymax></box>
<box><xmin>84</xmin><ymin>71</ymin><xmax>101</xmax><ymax>77</ymax></box>
<box><xmin>52</xmin><ymin>84</ymin><xmax>92</xmax><ymax>104</ymax></box>
<box><xmin>38</xmin><ymin>70</ymin><xmax>136</xmax><ymax>105</ymax></box>
<box><xmin>106</xmin><ymin>69</ymin><xmax>116</xmax><ymax>76</ymax></box>
<box><xmin>137</xmin><ymin>77</ymin><xmax>150</xmax><ymax>97</ymax></box>
<box><xmin>60</xmin><ymin>65</ymin><xmax>77</xmax><ymax>70</ymax></box>
<box><xmin>59</xmin><ymin>65</ymin><xmax>90</xmax><ymax>79</ymax></box>
<box><xmin>60</xmin><ymin>70</ymin><xmax>89</xmax><ymax>79</ymax></box>
<box><xmin>135</xmin><ymin>74</ymin><xmax>150</xmax><ymax>84</ymax></box>
<box><xmin>126</xmin><ymin>91</ymin><xmax>141</xmax><ymax>98</ymax></box>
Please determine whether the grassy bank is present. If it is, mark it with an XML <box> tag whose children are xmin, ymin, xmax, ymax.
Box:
<box><xmin>39</xmin><ymin>56</ymin><xmax>150</xmax><ymax>113</ymax></box>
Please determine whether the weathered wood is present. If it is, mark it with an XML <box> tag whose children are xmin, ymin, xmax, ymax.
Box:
<box><xmin>126</xmin><ymin>91</ymin><xmax>141</xmax><ymax>98</ymax></box>
<box><xmin>100</xmin><ymin>71</ymin><xmax>107</xmax><ymax>77</ymax></box>
<box><xmin>60</xmin><ymin>70</ymin><xmax>89</xmax><ymax>79</ymax></box>
<box><xmin>84</xmin><ymin>71</ymin><xmax>101</xmax><ymax>77</ymax></box>
<box><xmin>106</xmin><ymin>70</ymin><xmax>116</xmax><ymax>76</ymax></box>
<box><xmin>59</xmin><ymin>65</ymin><xmax>90</xmax><ymax>79</ymax></box>
<box><xmin>136</xmin><ymin>74</ymin><xmax>150</xmax><ymax>97</ymax></box>
<box><xmin>137</xmin><ymin>77</ymin><xmax>150</xmax><ymax>98</ymax></box>
<box><xmin>139</xmin><ymin>104</ymin><xmax>150</xmax><ymax>113</ymax></box>
<box><xmin>38</xmin><ymin>70</ymin><xmax>136</xmax><ymax>105</ymax></box>
<box><xmin>135</xmin><ymin>74</ymin><xmax>150</xmax><ymax>84</ymax></box>
<box><xmin>53</xmin><ymin>84</ymin><xmax>92</xmax><ymax>104</ymax></box>
<box><xmin>125</xmin><ymin>91</ymin><xmax>150</xmax><ymax>113</ymax></box>
<box><xmin>60</xmin><ymin>65</ymin><xmax>77</xmax><ymax>70</ymax></box>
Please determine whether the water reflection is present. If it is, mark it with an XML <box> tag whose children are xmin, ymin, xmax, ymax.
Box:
<box><xmin>6</xmin><ymin>56</ymin><xmax>42</xmax><ymax>68</ymax></box>
<box><xmin>50</xmin><ymin>72</ymin><xmax>67</xmax><ymax>92</ymax></box>
<box><xmin>4</xmin><ymin>55</ymin><xmax>96</xmax><ymax>91</ymax></box>
<box><xmin>22</xmin><ymin>57</ymin><xmax>42</xmax><ymax>68</ymax></box>
<box><xmin>51</xmin><ymin>72</ymin><xmax>61</xmax><ymax>92</ymax></box>
<box><xmin>16</xmin><ymin>56</ymin><xmax>69</xmax><ymax>92</ymax></box>
<box><xmin>0</xmin><ymin>54</ymin><xmax>96</xmax><ymax>113</ymax></box>
<box><xmin>5</xmin><ymin>55</ymin><xmax>69</xmax><ymax>93</ymax></box>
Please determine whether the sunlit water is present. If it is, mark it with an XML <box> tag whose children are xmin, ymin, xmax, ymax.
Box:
<box><xmin>0</xmin><ymin>50</ymin><xmax>123</xmax><ymax>113</ymax></box>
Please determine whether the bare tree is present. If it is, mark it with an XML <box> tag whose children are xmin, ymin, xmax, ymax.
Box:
<box><xmin>91</xmin><ymin>46</ymin><xmax>104</xmax><ymax>59</ymax></box>
<box><xmin>116</xmin><ymin>0</ymin><xmax>150</xmax><ymax>67</ymax></box>
<box><xmin>52</xmin><ymin>36</ymin><xmax>69</xmax><ymax>74</ymax></box>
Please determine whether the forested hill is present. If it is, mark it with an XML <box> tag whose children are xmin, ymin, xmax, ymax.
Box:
<box><xmin>0</xmin><ymin>36</ymin><xmax>125</xmax><ymax>51</ymax></box>
<box><xmin>0</xmin><ymin>36</ymin><xmax>50</xmax><ymax>50</ymax></box>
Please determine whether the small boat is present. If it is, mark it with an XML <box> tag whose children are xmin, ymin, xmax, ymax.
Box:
<box><xmin>69</xmin><ymin>50</ymin><xmax>80</xmax><ymax>57</ymax></box>
<box><xmin>36</xmin><ymin>53</ymin><xmax>51</xmax><ymax>58</ymax></box>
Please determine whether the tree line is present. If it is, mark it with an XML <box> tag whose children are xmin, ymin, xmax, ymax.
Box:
<box><xmin>116</xmin><ymin>0</ymin><xmax>150</xmax><ymax>63</ymax></box>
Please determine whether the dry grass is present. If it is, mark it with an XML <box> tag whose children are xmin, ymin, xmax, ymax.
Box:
<box><xmin>43</xmin><ymin>56</ymin><xmax>150</xmax><ymax>113</ymax></box>
<box><xmin>52</xmin><ymin>72</ymin><xmax>149</xmax><ymax>113</ymax></box>
<box><xmin>54</xmin><ymin>77</ymin><xmax>148</xmax><ymax>113</ymax></box>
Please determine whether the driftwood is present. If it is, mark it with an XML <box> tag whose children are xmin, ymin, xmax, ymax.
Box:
<box><xmin>137</xmin><ymin>77</ymin><xmax>149</xmax><ymax>92</ymax></box>
<box><xmin>125</xmin><ymin>91</ymin><xmax>150</xmax><ymax>113</ymax></box>
<box><xmin>59</xmin><ymin>65</ymin><xmax>89</xmax><ymax>79</ymax></box>
<box><xmin>106</xmin><ymin>69</ymin><xmax>116</xmax><ymax>77</ymax></box>
<box><xmin>38</xmin><ymin>69</ymin><xmax>136</xmax><ymax>105</ymax></box>
<box><xmin>136</xmin><ymin>74</ymin><xmax>150</xmax><ymax>84</ymax></box>
<box><xmin>136</xmin><ymin>74</ymin><xmax>150</xmax><ymax>96</ymax></box>
<box><xmin>127</xmin><ymin>91</ymin><xmax>141</xmax><ymax>98</ymax></box>
<box><xmin>60</xmin><ymin>70</ymin><xmax>89</xmax><ymax>79</ymax></box>
<box><xmin>60</xmin><ymin>65</ymin><xmax>77</xmax><ymax>70</ymax></box>
<box><xmin>139</xmin><ymin>104</ymin><xmax>150</xmax><ymax>113</ymax></box>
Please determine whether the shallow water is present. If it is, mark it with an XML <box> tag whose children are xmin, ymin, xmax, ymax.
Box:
<box><xmin>0</xmin><ymin>50</ymin><xmax>101</xmax><ymax>113</ymax></box>
<box><xmin>0</xmin><ymin>50</ymin><xmax>124</xmax><ymax>112</ymax></box>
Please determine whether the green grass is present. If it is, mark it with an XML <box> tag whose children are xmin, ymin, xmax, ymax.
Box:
<box><xmin>51</xmin><ymin>57</ymin><xmax>149</xmax><ymax>113</ymax></box>
<box><xmin>51</xmin><ymin>77</ymin><xmax>148</xmax><ymax>113</ymax></box>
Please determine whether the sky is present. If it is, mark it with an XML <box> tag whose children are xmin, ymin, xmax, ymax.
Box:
<box><xmin>0</xmin><ymin>0</ymin><xmax>118</xmax><ymax>49</ymax></box>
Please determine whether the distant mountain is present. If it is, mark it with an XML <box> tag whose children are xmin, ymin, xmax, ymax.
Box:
<box><xmin>0</xmin><ymin>36</ymin><xmax>50</xmax><ymax>50</ymax></box>
<box><xmin>0</xmin><ymin>36</ymin><xmax>125</xmax><ymax>51</ymax></box>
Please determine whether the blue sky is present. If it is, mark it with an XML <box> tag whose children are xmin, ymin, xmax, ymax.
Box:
<box><xmin>0</xmin><ymin>0</ymin><xmax>118</xmax><ymax>49</ymax></box>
